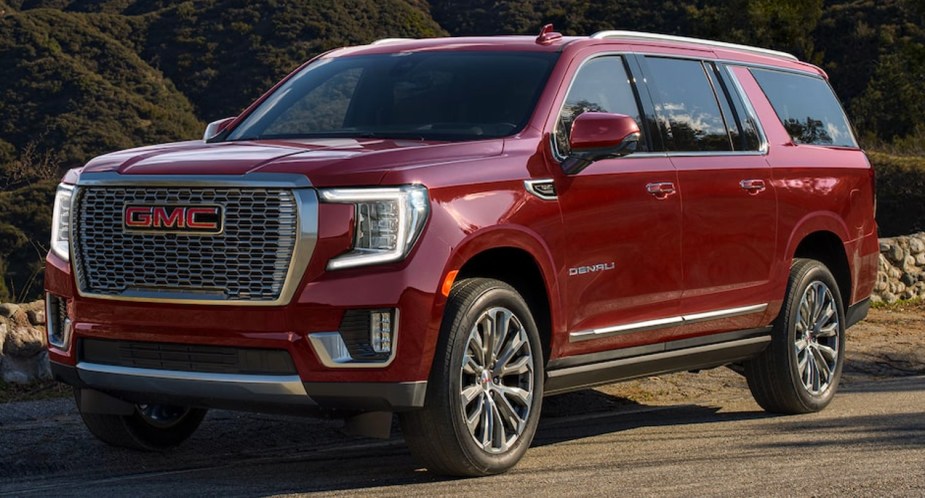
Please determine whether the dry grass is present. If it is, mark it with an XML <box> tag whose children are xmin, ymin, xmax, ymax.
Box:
<box><xmin>0</xmin><ymin>379</ymin><xmax>70</xmax><ymax>403</ymax></box>
<box><xmin>871</xmin><ymin>297</ymin><xmax>924</xmax><ymax>312</ymax></box>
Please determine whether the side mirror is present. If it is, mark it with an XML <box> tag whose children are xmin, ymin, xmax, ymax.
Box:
<box><xmin>203</xmin><ymin>117</ymin><xmax>236</xmax><ymax>141</ymax></box>
<box><xmin>561</xmin><ymin>112</ymin><xmax>641</xmax><ymax>175</ymax></box>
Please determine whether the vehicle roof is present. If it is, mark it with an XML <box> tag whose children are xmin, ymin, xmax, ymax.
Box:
<box><xmin>329</xmin><ymin>31</ymin><xmax>824</xmax><ymax>77</ymax></box>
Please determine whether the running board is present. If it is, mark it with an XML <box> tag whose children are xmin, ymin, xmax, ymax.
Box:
<box><xmin>545</xmin><ymin>332</ymin><xmax>771</xmax><ymax>396</ymax></box>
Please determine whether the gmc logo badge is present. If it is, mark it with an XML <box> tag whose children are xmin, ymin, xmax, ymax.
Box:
<box><xmin>123</xmin><ymin>205</ymin><xmax>223</xmax><ymax>234</ymax></box>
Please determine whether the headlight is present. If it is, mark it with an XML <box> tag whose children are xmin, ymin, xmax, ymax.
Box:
<box><xmin>50</xmin><ymin>184</ymin><xmax>74</xmax><ymax>261</ymax></box>
<box><xmin>319</xmin><ymin>185</ymin><xmax>429</xmax><ymax>270</ymax></box>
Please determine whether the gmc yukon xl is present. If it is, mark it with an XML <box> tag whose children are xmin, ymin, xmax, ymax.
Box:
<box><xmin>45</xmin><ymin>27</ymin><xmax>878</xmax><ymax>476</ymax></box>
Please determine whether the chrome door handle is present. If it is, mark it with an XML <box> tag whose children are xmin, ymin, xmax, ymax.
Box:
<box><xmin>646</xmin><ymin>182</ymin><xmax>676</xmax><ymax>198</ymax></box>
<box><xmin>740</xmin><ymin>179</ymin><xmax>766</xmax><ymax>193</ymax></box>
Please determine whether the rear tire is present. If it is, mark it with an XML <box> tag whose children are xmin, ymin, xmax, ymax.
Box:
<box><xmin>75</xmin><ymin>389</ymin><xmax>207</xmax><ymax>451</ymax></box>
<box><xmin>401</xmin><ymin>278</ymin><xmax>544</xmax><ymax>476</ymax></box>
<box><xmin>745</xmin><ymin>258</ymin><xmax>846</xmax><ymax>414</ymax></box>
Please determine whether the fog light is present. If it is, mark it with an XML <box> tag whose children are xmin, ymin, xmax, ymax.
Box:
<box><xmin>46</xmin><ymin>293</ymin><xmax>72</xmax><ymax>350</ymax></box>
<box><xmin>370</xmin><ymin>311</ymin><xmax>393</xmax><ymax>354</ymax></box>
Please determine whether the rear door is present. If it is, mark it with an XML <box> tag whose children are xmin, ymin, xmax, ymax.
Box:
<box><xmin>640</xmin><ymin>56</ymin><xmax>777</xmax><ymax>335</ymax></box>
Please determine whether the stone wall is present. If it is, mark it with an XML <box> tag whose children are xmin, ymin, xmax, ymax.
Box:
<box><xmin>874</xmin><ymin>232</ymin><xmax>925</xmax><ymax>304</ymax></box>
<box><xmin>0</xmin><ymin>301</ymin><xmax>52</xmax><ymax>384</ymax></box>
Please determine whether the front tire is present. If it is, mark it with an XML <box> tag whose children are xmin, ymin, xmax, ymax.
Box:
<box><xmin>745</xmin><ymin>258</ymin><xmax>846</xmax><ymax>414</ymax></box>
<box><xmin>75</xmin><ymin>389</ymin><xmax>207</xmax><ymax>451</ymax></box>
<box><xmin>401</xmin><ymin>278</ymin><xmax>544</xmax><ymax>476</ymax></box>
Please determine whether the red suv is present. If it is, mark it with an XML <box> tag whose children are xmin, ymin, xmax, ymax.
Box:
<box><xmin>46</xmin><ymin>28</ymin><xmax>878</xmax><ymax>476</ymax></box>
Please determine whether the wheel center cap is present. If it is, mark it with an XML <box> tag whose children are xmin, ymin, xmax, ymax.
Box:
<box><xmin>480</xmin><ymin>370</ymin><xmax>492</xmax><ymax>388</ymax></box>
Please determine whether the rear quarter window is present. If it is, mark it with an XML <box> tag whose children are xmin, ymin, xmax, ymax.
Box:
<box><xmin>750</xmin><ymin>68</ymin><xmax>857</xmax><ymax>148</ymax></box>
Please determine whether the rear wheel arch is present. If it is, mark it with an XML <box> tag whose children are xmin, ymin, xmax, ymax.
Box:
<box><xmin>791</xmin><ymin>230</ymin><xmax>853</xmax><ymax>309</ymax></box>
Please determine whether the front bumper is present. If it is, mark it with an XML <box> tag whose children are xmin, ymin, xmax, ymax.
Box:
<box><xmin>52</xmin><ymin>361</ymin><xmax>427</xmax><ymax>413</ymax></box>
<box><xmin>45</xmin><ymin>221</ymin><xmax>447</xmax><ymax>413</ymax></box>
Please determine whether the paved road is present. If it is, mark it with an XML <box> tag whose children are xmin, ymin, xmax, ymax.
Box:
<box><xmin>1</xmin><ymin>376</ymin><xmax>923</xmax><ymax>497</ymax></box>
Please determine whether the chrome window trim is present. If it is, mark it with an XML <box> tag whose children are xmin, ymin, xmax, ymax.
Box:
<box><xmin>584</xmin><ymin>150</ymin><xmax>768</xmax><ymax>158</ymax></box>
<box><xmin>308</xmin><ymin>309</ymin><xmax>400</xmax><ymax>368</ymax></box>
<box><xmin>569</xmin><ymin>303</ymin><xmax>768</xmax><ymax>342</ymax></box>
<box><xmin>72</xmin><ymin>173</ymin><xmax>317</xmax><ymax>307</ymax></box>
<box><xmin>667</xmin><ymin>150</ymin><xmax>767</xmax><ymax>158</ymax></box>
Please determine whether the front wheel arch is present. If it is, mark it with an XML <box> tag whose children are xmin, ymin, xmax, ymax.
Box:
<box><xmin>401</xmin><ymin>278</ymin><xmax>545</xmax><ymax>476</ymax></box>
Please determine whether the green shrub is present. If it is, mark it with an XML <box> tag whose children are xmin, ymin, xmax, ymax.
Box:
<box><xmin>869</xmin><ymin>151</ymin><xmax>925</xmax><ymax>236</ymax></box>
<box><xmin>0</xmin><ymin>181</ymin><xmax>54</xmax><ymax>302</ymax></box>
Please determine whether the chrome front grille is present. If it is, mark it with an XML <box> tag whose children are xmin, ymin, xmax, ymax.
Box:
<box><xmin>73</xmin><ymin>186</ymin><xmax>300</xmax><ymax>302</ymax></box>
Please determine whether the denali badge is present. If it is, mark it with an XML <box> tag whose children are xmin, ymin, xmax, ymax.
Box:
<box><xmin>123</xmin><ymin>205</ymin><xmax>223</xmax><ymax>234</ymax></box>
<box><xmin>569</xmin><ymin>262</ymin><xmax>615</xmax><ymax>276</ymax></box>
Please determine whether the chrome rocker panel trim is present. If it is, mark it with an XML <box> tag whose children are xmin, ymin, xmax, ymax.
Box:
<box><xmin>570</xmin><ymin>303</ymin><xmax>768</xmax><ymax>342</ymax></box>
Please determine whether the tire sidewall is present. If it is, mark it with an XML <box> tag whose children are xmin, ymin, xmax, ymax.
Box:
<box><xmin>443</xmin><ymin>281</ymin><xmax>544</xmax><ymax>474</ymax></box>
<box><xmin>783</xmin><ymin>263</ymin><xmax>847</xmax><ymax>411</ymax></box>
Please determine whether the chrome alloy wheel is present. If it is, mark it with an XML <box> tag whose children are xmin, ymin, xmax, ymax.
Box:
<box><xmin>794</xmin><ymin>281</ymin><xmax>840</xmax><ymax>395</ymax></box>
<box><xmin>459</xmin><ymin>306</ymin><xmax>535</xmax><ymax>454</ymax></box>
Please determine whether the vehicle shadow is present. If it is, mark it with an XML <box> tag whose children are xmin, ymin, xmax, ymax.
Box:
<box><xmin>6</xmin><ymin>380</ymin><xmax>920</xmax><ymax>496</ymax></box>
<box><xmin>0</xmin><ymin>389</ymin><xmax>766</xmax><ymax>496</ymax></box>
<box><xmin>533</xmin><ymin>389</ymin><xmax>772</xmax><ymax>448</ymax></box>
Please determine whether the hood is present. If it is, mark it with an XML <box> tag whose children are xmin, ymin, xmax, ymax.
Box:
<box><xmin>79</xmin><ymin>138</ymin><xmax>505</xmax><ymax>187</ymax></box>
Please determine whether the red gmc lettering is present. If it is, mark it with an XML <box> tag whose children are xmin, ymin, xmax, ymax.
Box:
<box><xmin>124</xmin><ymin>206</ymin><xmax>220</xmax><ymax>231</ymax></box>
<box><xmin>124</xmin><ymin>206</ymin><xmax>152</xmax><ymax>227</ymax></box>
<box><xmin>152</xmin><ymin>207</ymin><xmax>185</xmax><ymax>228</ymax></box>
<box><xmin>186</xmin><ymin>207</ymin><xmax>220</xmax><ymax>230</ymax></box>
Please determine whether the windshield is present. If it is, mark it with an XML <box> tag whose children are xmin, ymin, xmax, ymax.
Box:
<box><xmin>225</xmin><ymin>51</ymin><xmax>559</xmax><ymax>142</ymax></box>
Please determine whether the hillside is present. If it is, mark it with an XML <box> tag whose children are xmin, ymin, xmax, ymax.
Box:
<box><xmin>0</xmin><ymin>0</ymin><xmax>924</xmax><ymax>300</ymax></box>
<box><xmin>0</xmin><ymin>0</ymin><xmax>445</xmax><ymax>300</ymax></box>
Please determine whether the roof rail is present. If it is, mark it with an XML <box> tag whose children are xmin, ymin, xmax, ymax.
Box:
<box><xmin>590</xmin><ymin>30</ymin><xmax>798</xmax><ymax>62</ymax></box>
<box><xmin>370</xmin><ymin>38</ymin><xmax>415</xmax><ymax>45</ymax></box>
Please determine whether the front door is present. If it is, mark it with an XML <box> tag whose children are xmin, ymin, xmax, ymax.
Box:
<box><xmin>549</xmin><ymin>54</ymin><xmax>684</xmax><ymax>357</ymax></box>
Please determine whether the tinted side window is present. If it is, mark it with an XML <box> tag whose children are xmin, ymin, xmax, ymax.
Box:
<box><xmin>707</xmin><ymin>64</ymin><xmax>762</xmax><ymax>151</ymax></box>
<box><xmin>645</xmin><ymin>57</ymin><xmax>732</xmax><ymax>152</ymax></box>
<box><xmin>555</xmin><ymin>56</ymin><xmax>644</xmax><ymax>156</ymax></box>
<box><xmin>750</xmin><ymin>68</ymin><xmax>857</xmax><ymax>147</ymax></box>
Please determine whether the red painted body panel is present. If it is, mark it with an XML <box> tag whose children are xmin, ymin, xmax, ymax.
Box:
<box><xmin>553</xmin><ymin>154</ymin><xmax>684</xmax><ymax>358</ymax></box>
<box><xmin>672</xmin><ymin>153</ymin><xmax>777</xmax><ymax>332</ymax></box>
<box><xmin>46</xmin><ymin>34</ymin><xmax>878</xmax><ymax>399</ymax></box>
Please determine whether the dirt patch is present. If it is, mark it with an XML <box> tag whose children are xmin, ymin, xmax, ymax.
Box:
<box><xmin>593</xmin><ymin>302</ymin><xmax>925</xmax><ymax>408</ymax></box>
<box><xmin>843</xmin><ymin>300</ymin><xmax>925</xmax><ymax>381</ymax></box>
